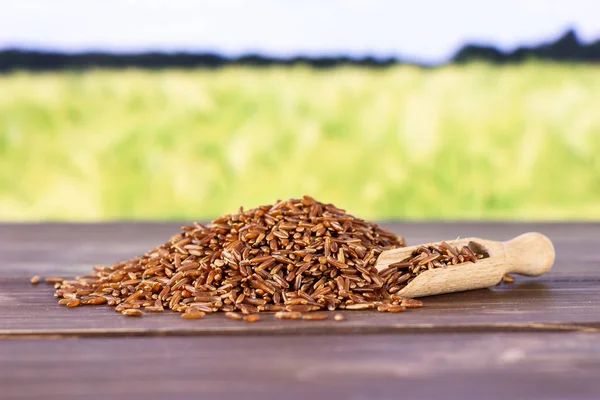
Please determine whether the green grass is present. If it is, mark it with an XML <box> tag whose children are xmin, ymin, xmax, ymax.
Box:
<box><xmin>1</xmin><ymin>63</ymin><xmax>599</xmax><ymax>221</ymax></box>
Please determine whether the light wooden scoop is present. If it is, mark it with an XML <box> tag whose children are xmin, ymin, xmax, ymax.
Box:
<box><xmin>376</xmin><ymin>232</ymin><xmax>555</xmax><ymax>298</ymax></box>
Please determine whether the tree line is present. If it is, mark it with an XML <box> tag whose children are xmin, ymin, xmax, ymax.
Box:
<box><xmin>1</xmin><ymin>29</ymin><xmax>598</xmax><ymax>72</ymax></box>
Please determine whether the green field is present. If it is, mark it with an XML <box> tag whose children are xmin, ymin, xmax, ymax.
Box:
<box><xmin>0</xmin><ymin>63</ymin><xmax>599</xmax><ymax>221</ymax></box>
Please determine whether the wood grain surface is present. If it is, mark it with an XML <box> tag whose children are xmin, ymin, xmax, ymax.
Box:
<box><xmin>2</xmin><ymin>333</ymin><xmax>600</xmax><ymax>400</ymax></box>
<box><xmin>1</xmin><ymin>222</ymin><xmax>599</xmax><ymax>399</ymax></box>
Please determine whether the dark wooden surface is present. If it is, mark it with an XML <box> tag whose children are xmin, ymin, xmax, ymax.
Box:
<box><xmin>1</xmin><ymin>222</ymin><xmax>600</xmax><ymax>399</ymax></box>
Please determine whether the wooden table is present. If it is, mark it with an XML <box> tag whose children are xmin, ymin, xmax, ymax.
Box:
<box><xmin>1</xmin><ymin>222</ymin><xmax>599</xmax><ymax>400</ymax></box>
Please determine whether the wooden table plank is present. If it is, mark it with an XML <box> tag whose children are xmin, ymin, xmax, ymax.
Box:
<box><xmin>1</xmin><ymin>222</ymin><xmax>600</xmax><ymax>399</ymax></box>
<box><xmin>1</xmin><ymin>222</ymin><xmax>600</xmax><ymax>336</ymax></box>
<box><xmin>2</xmin><ymin>333</ymin><xmax>600</xmax><ymax>400</ymax></box>
<box><xmin>1</xmin><ymin>277</ymin><xmax>599</xmax><ymax>337</ymax></box>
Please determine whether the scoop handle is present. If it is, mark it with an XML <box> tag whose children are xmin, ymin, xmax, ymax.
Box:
<box><xmin>503</xmin><ymin>232</ymin><xmax>555</xmax><ymax>276</ymax></box>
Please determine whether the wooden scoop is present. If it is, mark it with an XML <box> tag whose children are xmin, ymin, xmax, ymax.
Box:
<box><xmin>375</xmin><ymin>232</ymin><xmax>555</xmax><ymax>298</ymax></box>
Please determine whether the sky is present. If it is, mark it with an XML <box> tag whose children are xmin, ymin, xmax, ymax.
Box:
<box><xmin>1</xmin><ymin>0</ymin><xmax>599</xmax><ymax>63</ymax></box>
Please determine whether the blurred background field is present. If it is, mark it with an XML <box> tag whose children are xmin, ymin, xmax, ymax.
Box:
<box><xmin>1</xmin><ymin>62</ymin><xmax>599</xmax><ymax>221</ymax></box>
<box><xmin>1</xmin><ymin>0</ymin><xmax>600</xmax><ymax>222</ymax></box>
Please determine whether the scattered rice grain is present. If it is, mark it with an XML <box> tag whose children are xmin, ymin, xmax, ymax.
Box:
<box><xmin>244</xmin><ymin>314</ymin><xmax>260</xmax><ymax>323</ymax></box>
<box><xmin>275</xmin><ymin>311</ymin><xmax>303</xmax><ymax>320</ymax></box>
<box><xmin>122</xmin><ymin>309</ymin><xmax>144</xmax><ymax>317</ymax></box>
<box><xmin>301</xmin><ymin>312</ymin><xmax>328</xmax><ymax>320</ymax></box>
<box><xmin>66</xmin><ymin>299</ymin><xmax>80</xmax><ymax>307</ymax></box>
